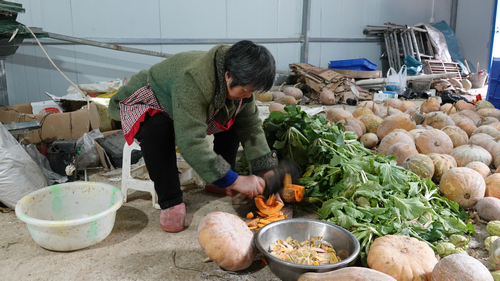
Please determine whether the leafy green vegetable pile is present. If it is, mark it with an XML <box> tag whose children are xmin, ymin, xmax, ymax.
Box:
<box><xmin>263</xmin><ymin>105</ymin><xmax>473</xmax><ymax>261</ymax></box>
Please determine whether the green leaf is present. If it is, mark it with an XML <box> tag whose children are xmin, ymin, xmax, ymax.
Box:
<box><xmin>390</xmin><ymin>196</ymin><xmax>432</xmax><ymax>219</ymax></box>
<box><xmin>334</xmin><ymin>210</ymin><xmax>357</xmax><ymax>229</ymax></box>
<box><xmin>344</xmin><ymin>206</ymin><xmax>365</xmax><ymax>219</ymax></box>
<box><xmin>318</xmin><ymin>199</ymin><xmax>346</xmax><ymax>219</ymax></box>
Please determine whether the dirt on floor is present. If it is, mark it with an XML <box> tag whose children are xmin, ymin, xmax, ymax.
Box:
<box><xmin>0</xmin><ymin>87</ymin><xmax>492</xmax><ymax>280</ymax></box>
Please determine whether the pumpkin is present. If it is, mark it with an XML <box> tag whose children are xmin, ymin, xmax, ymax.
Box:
<box><xmin>468</xmin><ymin>135</ymin><xmax>500</xmax><ymax>168</ymax></box>
<box><xmin>387</xmin><ymin>143</ymin><xmax>419</xmax><ymax>166</ymax></box>
<box><xmin>457</xmin><ymin>102</ymin><xmax>476</xmax><ymax>112</ymax></box>
<box><xmin>280</xmin><ymin>173</ymin><xmax>305</xmax><ymax>203</ymax></box>
<box><xmin>487</xmin><ymin>122</ymin><xmax>500</xmax><ymax>132</ymax></box>
<box><xmin>473</xmin><ymin>125</ymin><xmax>500</xmax><ymax>139</ymax></box>
<box><xmin>255</xmin><ymin>91</ymin><xmax>273</xmax><ymax>102</ymax></box>
<box><xmin>349</xmin><ymin>117</ymin><xmax>367</xmax><ymax>135</ymax></box>
<box><xmin>254</xmin><ymin>195</ymin><xmax>284</xmax><ymax>215</ymax></box>
<box><xmin>298</xmin><ymin>267</ymin><xmax>397</xmax><ymax>281</ymax></box>
<box><xmin>358</xmin><ymin>114</ymin><xmax>383</xmax><ymax>134</ymax></box>
<box><xmin>358</xmin><ymin>101</ymin><xmax>380</xmax><ymax>115</ymax></box>
<box><xmin>367</xmin><ymin>235</ymin><xmax>437</xmax><ymax>281</ymax></box>
<box><xmin>415</xmin><ymin>129</ymin><xmax>453</xmax><ymax>154</ymax></box>
<box><xmin>404</xmin><ymin>106</ymin><xmax>417</xmax><ymax>116</ymax></box>
<box><xmin>420</xmin><ymin>97</ymin><xmax>441</xmax><ymax>113</ymax></box>
<box><xmin>269</xmin><ymin>103</ymin><xmax>286</xmax><ymax>113</ymax></box>
<box><xmin>465</xmin><ymin>161</ymin><xmax>491</xmax><ymax>179</ymax></box>
<box><xmin>459</xmin><ymin>110</ymin><xmax>482</xmax><ymax>126</ymax></box>
<box><xmin>422</xmin><ymin>112</ymin><xmax>455</xmax><ymax>129</ymax></box>
<box><xmin>402</xmin><ymin>154</ymin><xmax>435</xmax><ymax>179</ymax></box>
<box><xmin>408</xmin><ymin>129</ymin><xmax>428</xmax><ymax>143</ymax></box>
<box><xmin>450</xmin><ymin>144</ymin><xmax>492</xmax><ymax>167</ymax></box>
<box><xmin>377</xmin><ymin>113</ymin><xmax>416</xmax><ymax>140</ymax></box>
<box><xmin>319</xmin><ymin>88</ymin><xmax>336</xmax><ymax>105</ymax></box>
<box><xmin>441</xmin><ymin>103</ymin><xmax>457</xmax><ymax>114</ymax></box>
<box><xmin>450</xmin><ymin>114</ymin><xmax>477</xmax><ymax>137</ymax></box>
<box><xmin>283</xmin><ymin>86</ymin><xmax>303</xmax><ymax>100</ymax></box>
<box><xmin>442</xmin><ymin>154</ymin><xmax>458</xmax><ymax>167</ymax></box>
<box><xmin>384</xmin><ymin>98</ymin><xmax>403</xmax><ymax>111</ymax></box>
<box><xmin>477</xmin><ymin>108</ymin><xmax>500</xmax><ymax>120</ymax></box>
<box><xmin>378</xmin><ymin>129</ymin><xmax>415</xmax><ymax>155</ymax></box>
<box><xmin>441</xmin><ymin>126</ymin><xmax>469</xmax><ymax>147</ymax></box>
<box><xmin>454</xmin><ymin>99</ymin><xmax>467</xmax><ymax>109</ymax></box>
<box><xmin>428</xmin><ymin>153</ymin><xmax>456</xmax><ymax>183</ymax></box>
<box><xmin>275</xmin><ymin>96</ymin><xmax>297</xmax><ymax>106</ymax></box>
<box><xmin>272</xmin><ymin>82</ymin><xmax>286</xmax><ymax>100</ymax></box>
<box><xmin>338</xmin><ymin>118</ymin><xmax>363</xmax><ymax>140</ymax></box>
<box><xmin>486</xmin><ymin>174</ymin><xmax>500</xmax><ymax>199</ymax></box>
<box><xmin>431</xmin><ymin>254</ymin><xmax>493</xmax><ymax>281</ymax></box>
<box><xmin>360</xmin><ymin>133</ymin><xmax>378</xmax><ymax>148</ymax></box>
<box><xmin>481</xmin><ymin>116</ymin><xmax>500</xmax><ymax>125</ymax></box>
<box><xmin>197</xmin><ymin>211</ymin><xmax>257</xmax><ymax>271</ymax></box>
<box><xmin>352</xmin><ymin>107</ymin><xmax>374</xmax><ymax>119</ymax></box>
<box><xmin>476</xmin><ymin>197</ymin><xmax>500</xmax><ymax>221</ymax></box>
<box><xmin>412</xmin><ymin>111</ymin><xmax>425</xmax><ymax>125</ymax></box>
<box><xmin>401</xmin><ymin>101</ymin><xmax>416</xmax><ymax>112</ymax></box>
<box><xmin>476</xmin><ymin>100</ymin><xmax>495</xmax><ymax>110</ymax></box>
<box><xmin>440</xmin><ymin>167</ymin><xmax>485</xmax><ymax>209</ymax></box>
<box><xmin>378</xmin><ymin>106</ymin><xmax>404</xmax><ymax>118</ymax></box>
<box><xmin>325</xmin><ymin>106</ymin><xmax>353</xmax><ymax>123</ymax></box>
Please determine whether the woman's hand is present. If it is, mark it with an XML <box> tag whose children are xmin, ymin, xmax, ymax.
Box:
<box><xmin>228</xmin><ymin>175</ymin><xmax>265</xmax><ymax>198</ymax></box>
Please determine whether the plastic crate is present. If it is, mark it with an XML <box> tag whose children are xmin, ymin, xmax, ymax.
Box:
<box><xmin>486</xmin><ymin>58</ymin><xmax>500</xmax><ymax>108</ymax></box>
<box><xmin>328</xmin><ymin>58</ymin><xmax>377</xmax><ymax>71</ymax></box>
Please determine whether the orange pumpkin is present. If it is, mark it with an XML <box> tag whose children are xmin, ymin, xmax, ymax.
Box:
<box><xmin>415</xmin><ymin>129</ymin><xmax>454</xmax><ymax>155</ymax></box>
<box><xmin>384</xmin><ymin>99</ymin><xmax>403</xmax><ymax>111</ymax></box>
<box><xmin>440</xmin><ymin>103</ymin><xmax>457</xmax><ymax>114</ymax></box>
<box><xmin>485</xmin><ymin>174</ymin><xmax>500</xmax><ymax>199</ymax></box>
<box><xmin>481</xmin><ymin>117</ymin><xmax>499</xmax><ymax>126</ymax></box>
<box><xmin>459</xmin><ymin>110</ymin><xmax>482</xmax><ymax>126</ymax></box>
<box><xmin>377</xmin><ymin>114</ymin><xmax>416</xmax><ymax>140</ymax></box>
<box><xmin>465</xmin><ymin>161</ymin><xmax>491</xmax><ymax>180</ymax></box>
<box><xmin>457</xmin><ymin>102</ymin><xmax>476</xmax><ymax>112</ymax></box>
<box><xmin>422</xmin><ymin>112</ymin><xmax>455</xmax><ymax>129</ymax></box>
<box><xmin>377</xmin><ymin>106</ymin><xmax>404</xmax><ymax>118</ymax></box>
<box><xmin>352</xmin><ymin>107</ymin><xmax>374</xmax><ymax>118</ymax></box>
<box><xmin>428</xmin><ymin>153</ymin><xmax>456</xmax><ymax>183</ymax></box>
<box><xmin>281</xmin><ymin>184</ymin><xmax>305</xmax><ymax>203</ymax></box>
<box><xmin>325</xmin><ymin>107</ymin><xmax>353</xmax><ymax>123</ymax></box>
<box><xmin>358</xmin><ymin>101</ymin><xmax>380</xmax><ymax>115</ymax></box>
<box><xmin>367</xmin><ymin>235</ymin><xmax>437</xmax><ymax>281</ymax></box>
<box><xmin>476</xmin><ymin>100</ymin><xmax>495</xmax><ymax>110</ymax></box>
<box><xmin>477</xmin><ymin>108</ymin><xmax>500</xmax><ymax>120</ymax></box>
<box><xmin>408</xmin><ymin>129</ymin><xmax>428</xmax><ymax>143</ymax></box>
<box><xmin>440</xmin><ymin>167</ymin><xmax>486</xmax><ymax>209</ymax></box>
<box><xmin>198</xmin><ymin>211</ymin><xmax>257</xmax><ymax>271</ymax></box>
<box><xmin>387</xmin><ymin>143</ymin><xmax>419</xmax><ymax>166</ymax></box>
<box><xmin>255</xmin><ymin>195</ymin><xmax>284</xmax><ymax>215</ymax></box>
<box><xmin>450</xmin><ymin>144</ymin><xmax>492</xmax><ymax>167</ymax></box>
<box><xmin>400</xmin><ymin>101</ymin><xmax>416</xmax><ymax>112</ymax></box>
<box><xmin>468</xmin><ymin>135</ymin><xmax>500</xmax><ymax>168</ymax></box>
<box><xmin>420</xmin><ymin>97</ymin><xmax>441</xmax><ymax>113</ymax></box>
<box><xmin>360</xmin><ymin>133</ymin><xmax>378</xmax><ymax>148</ymax></box>
<box><xmin>378</xmin><ymin>129</ymin><xmax>415</xmax><ymax>155</ymax></box>
<box><xmin>441</xmin><ymin>125</ymin><xmax>469</xmax><ymax>148</ymax></box>
<box><xmin>450</xmin><ymin>114</ymin><xmax>477</xmax><ymax>137</ymax></box>
<box><xmin>338</xmin><ymin>118</ymin><xmax>363</xmax><ymax>140</ymax></box>
<box><xmin>472</xmin><ymin>125</ymin><xmax>500</xmax><ymax>139</ymax></box>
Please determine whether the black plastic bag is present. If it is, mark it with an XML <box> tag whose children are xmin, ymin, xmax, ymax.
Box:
<box><xmin>440</xmin><ymin>91</ymin><xmax>470</xmax><ymax>105</ymax></box>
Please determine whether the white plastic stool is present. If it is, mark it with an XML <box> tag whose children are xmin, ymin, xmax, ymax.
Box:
<box><xmin>121</xmin><ymin>140</ymin><xmax>160</xmax><ymax>209</ymax></box>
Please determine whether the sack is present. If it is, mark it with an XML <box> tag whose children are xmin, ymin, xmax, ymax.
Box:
<box><xmin>0</xmin><ymin>123</ymin><xmax>46</xmax><ymax>209</ymax></box>
<box><xmin>386</xmin><ymin>66</ymin><xmax>407</xmax><ymax>93</ymax></box>
<box><xmin>404</xmin><ymin>55</ymin><xmax>423</xmax><ymax>75</ymax></box>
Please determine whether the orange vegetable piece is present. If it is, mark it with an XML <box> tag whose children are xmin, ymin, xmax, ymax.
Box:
<box><xmin>256</xmin><ymin>211</ymin><xmax>268</xmax><ymax>218</ymax></box>
<box><xmin>246</xmin><ymin>212</ymin><xmax>254</xmax><ymax>219</ymax></box>
<box><xmin>284</xmin><ymin>172</ymin><xmax>292</xmax><ymax>187</ymax></box>
<box><xmin>248</xmin><ymin>225</ymin><xmax>258</xmax><ymax>230</ymax></box>
<box><xmin>255</xmin><ymin>196</ymin><xmax>284</xmax><ymax>215</ymax></box>
<box><xmin>281</xmin><ymin>184</ymin><xmax>305</xmax><ymax>203</ymax></box>
<box><xmin>261</xmin><ymin>256</ymin><xmax>268</xmax><ymax>265</ymax></box>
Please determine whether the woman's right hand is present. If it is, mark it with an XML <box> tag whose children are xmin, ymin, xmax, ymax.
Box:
<box><xmin>228</xmin><ymin>175</ymin><xmax>265</xmax><ymax>198</ymax></box>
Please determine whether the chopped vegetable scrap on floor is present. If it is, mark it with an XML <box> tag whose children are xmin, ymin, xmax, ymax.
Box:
<box><xmin>246</xmin><ymin>210</ymin><xmax>286</xmax><ymax>231</ymax></box>
<box><xmin>269</xmin><ymin>236</ymin><xmax>341</xmax><ymax>265</ymax></box>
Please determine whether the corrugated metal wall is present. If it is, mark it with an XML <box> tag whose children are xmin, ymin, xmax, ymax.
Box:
<box><xmin>5</xmin><ymin>0</ymin><xmax>457</xmax><ymax>105</ymax></box>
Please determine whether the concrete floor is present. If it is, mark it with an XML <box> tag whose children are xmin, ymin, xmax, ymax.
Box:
<box><xmin>0</xmin><ymin>85</ymin><xmax>489</xmax><ymax>281</ymax></box>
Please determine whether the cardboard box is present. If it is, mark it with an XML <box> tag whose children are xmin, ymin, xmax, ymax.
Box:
<box><xmin>0</xmin><ymin>100</ymin><xmax>101</xmax><ymax>144</ymax></box>
<box><xmin>331</xmin><ymin>69</ymin><xmax>382</xmax><ymax>79</ymax></box>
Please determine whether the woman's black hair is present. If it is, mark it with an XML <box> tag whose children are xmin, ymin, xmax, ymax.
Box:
<box><xmin>224</xmin><ymin>40</ymin><xmax>276</xmax><ymax>93</ymax></box>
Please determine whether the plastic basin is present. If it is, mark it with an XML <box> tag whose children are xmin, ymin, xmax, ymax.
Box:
<box><xmin>15</xmin><ymin>181</ymin><xmax>123</xmax><ymax>251</ymax></box>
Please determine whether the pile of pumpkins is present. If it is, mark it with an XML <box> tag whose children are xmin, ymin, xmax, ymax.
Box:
<box><xmin>256</xmin><ymin>82</ymin><xmax>303</xmax><ymax>113</ymax></box>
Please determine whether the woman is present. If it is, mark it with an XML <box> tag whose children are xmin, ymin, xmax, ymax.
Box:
<box><xmin>108</xmin><ymin>40</ymin><xmax>278</xmax><ymax>232</ymax></box>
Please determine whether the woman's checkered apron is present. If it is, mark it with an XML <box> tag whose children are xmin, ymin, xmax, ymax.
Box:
<box><xmin>119</xmin><ymin>80</ymin><xmax>242</xmax><ymax>145</ymax></box>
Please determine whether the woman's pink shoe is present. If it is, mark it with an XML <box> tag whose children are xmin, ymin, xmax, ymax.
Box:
<box><xmin>160</xmin><ymin>203</ymin><xmax>185</xmax><ymax>232</ymax></box>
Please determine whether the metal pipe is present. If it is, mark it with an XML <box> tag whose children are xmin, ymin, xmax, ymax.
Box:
<box><xmin>355</xmin><ymin>72</ymin><xmax>457</xmax><ymax>86</ymax></box>
<box><xmin>0</xmin><ymin>59</ymin><xmax>7</xmax><ymax>106</ymax></box>
<box><xmin>48</xmin><ymin>32</ymin><xmax>173</xmax><ymax>58</ymax></box>
<box><xmin>450</xmin><ymin>0</ymin><xmax>458</xmax><ymax>32</ymax></box>
<box><xmin>300</xmin><ymin>0</ymin><xmax>311</xmax><ymax>63</ymax></box>
<box><xmin>409</xmin><ymin>28</ymin><xmax>422</xmax><ymax>62</ymax></box>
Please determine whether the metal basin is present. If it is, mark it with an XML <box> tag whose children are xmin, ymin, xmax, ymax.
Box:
<box><xmin>255</xmin><ymin>218</ymin><xmax>360</xmax><ymax>281</ymax></box>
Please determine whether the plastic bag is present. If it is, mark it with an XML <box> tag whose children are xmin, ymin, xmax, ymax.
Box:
<box><xmin>0</xmin><ymin>123</ymin><xmax>46</xmax><ymax>209</ymax></box>
<box><xmin>385</xmin><ymin>66</ymin><xmax>407</xmax><ymax>93</ymax></box>
<box><xmin>75</xmin><ymin>128</ymin><xmax>104</xmax><ymax>170</ymax></box>
<box><xmin>404</xmin><ymin>55</ymin><xmax>423</xmax><ymax>76</ymax></box>
<box><xmin>23</xmin><ymin>144</ymin><xmax>68</xmax><ymax>185</ymax></box>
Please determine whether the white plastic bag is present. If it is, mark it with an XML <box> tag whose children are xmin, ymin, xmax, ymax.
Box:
<box><xmin>0</xmin><ymin>123</ymin><xmax>46</xmax><ymax>209</ymax></box>
<box><xmin>385</xmin><ymin>65</ymin><xmax>407</xmax><ymax>93</ymax></box>
<box><xmin>23</xmin><ymin>144</ymin><xmax>68</xmax><ymax>186</ymax></box>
